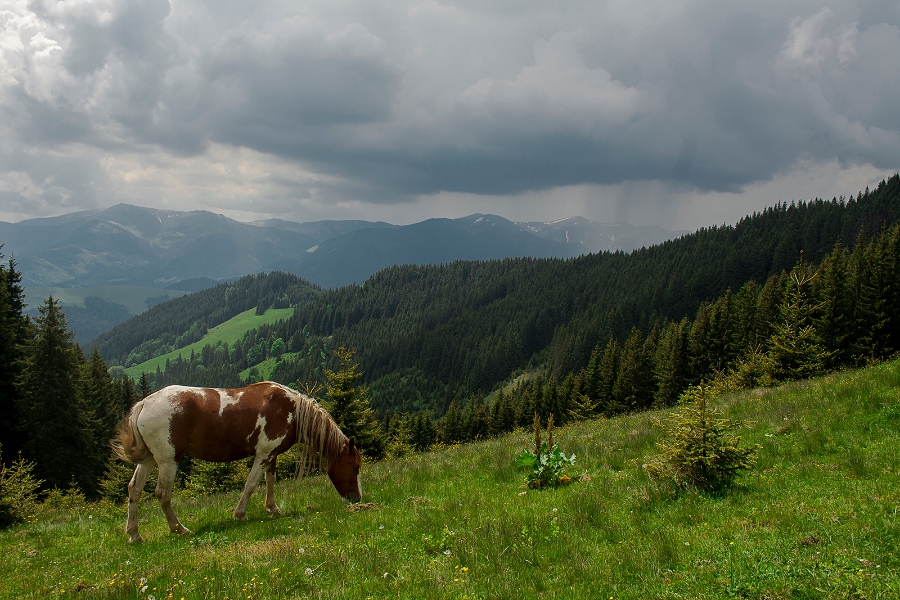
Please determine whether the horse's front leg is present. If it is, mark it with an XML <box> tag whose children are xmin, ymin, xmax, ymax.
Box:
<box><xmin>156</xmin><ymin>460</ymin><xmax>192</xmax><ymax>536</ymax></box>
<box><xmin>125</xmin><ymin>462</ymin><xmax>152</xmax><ymax>543</ymax></box>
<box><xmin>233</xmin><ymin>457</ymin><xmax>268</xmax><ymax>520</ymax></box>
<box><xmin>264</xmin><ymin>456</ymin><xmax>280</xmax><ymax>516</ymax></box>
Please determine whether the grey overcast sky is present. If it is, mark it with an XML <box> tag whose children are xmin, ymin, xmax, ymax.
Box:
<box><xmin>1</xmin><ymin>0</ymin><xmax>898</xmax><ymax>230</ymax></box>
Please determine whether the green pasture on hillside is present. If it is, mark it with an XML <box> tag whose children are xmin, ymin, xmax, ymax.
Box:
<box><xmin>3</xmin><ymin>359</ymin><xmax>899</xmax><ymax>598</ymax></box>
<box><xmin>125</xmin><ymin>308</ymin><xmax>294</xmax><ymax>378</ymax></box>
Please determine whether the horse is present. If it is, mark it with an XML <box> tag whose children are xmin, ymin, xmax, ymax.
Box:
<box><xmin>112</xmin><ymin>381</ymin><xmax>362</xmax><ymax>543</ymax></box>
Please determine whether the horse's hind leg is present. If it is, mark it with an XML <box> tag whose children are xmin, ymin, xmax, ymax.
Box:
<box><xmin>156</xmin><ymin>460</ymin><xmax>191</xmax><ymax>536</ymax></box>
<box><xmin>126</xmin><ymin>462</ymin><xmax>153</xmax><ymax>544</ymax></box>
<box><xmin>264</xmin><ymin>456</ymin><xmax>280</xmax><ymax>516</ymax></box>
<box><xmin>233</xmin><ymin>456</ymin><xmax>268</xmax><ymax>520</ymax></box>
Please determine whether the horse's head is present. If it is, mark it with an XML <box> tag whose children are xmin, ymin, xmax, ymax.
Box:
<box><xmin>327</xmin><ymin>437</ymin><xmax>362</xmax><ymax>502</ymax></box>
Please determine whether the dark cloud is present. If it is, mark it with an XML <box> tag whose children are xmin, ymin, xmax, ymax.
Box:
<box><xmin>1</xmin><ymin>0</ymin><xmax>898</xmax><ymax>224</ymax></box>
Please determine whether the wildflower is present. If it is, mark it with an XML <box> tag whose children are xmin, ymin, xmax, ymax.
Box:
<box><xmin>443</xmin><ymin>549</ymin><xmax>452</xmax><ymax>555</ymax></box>
<box><xmin>148</xmin><ymin>596</ymin><xmax>156</xmax><ymax>600</ymax></box>
<box><xmin>141</xmin><ymin>586</ymin><xmax>149</xmax><ymax>593</ymax></box>
<box><xmin>140</xmin><ymin>577</ymin><xmax>148</xmax><ymax>585</ymax></box>
<box><xmin>462</xmin><ymin>567</ymin><xmax>469</xmax><ymax>572</ymax></box>
<box><xmin>305</xmin><ymin>568</ymin><xmax>314</xmax><ymax>576</ymax></box>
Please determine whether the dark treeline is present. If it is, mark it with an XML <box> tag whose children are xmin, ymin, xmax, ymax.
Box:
<box><xmin>89</xmin><ymin>272</ymin><xmax>319</xmax><ymax>368</ymax></box>
<box><xmin>109</xmin><ymin>176</ymin><xmax>900</xmax><ymax>417</ymax></box>
<box><xmin>0</xmin><ymin>253</ymin><xmax>150</xmax><ymax>495</ymax></box>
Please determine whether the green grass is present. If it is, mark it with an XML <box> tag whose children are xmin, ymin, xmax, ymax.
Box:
<box><xmin>125</xmin><ymin>308</ymin><xmax>294</xmax><ymax>378</ymax></box>
<box><xmin>3</xmin><ymin>360</ymin><xmax>900</xmax><ymax>598</ymax></box>
<box><xmin>24</xmin><ymin>286</ymin><xmax>188</xmax><ymax>315</ymax></box>
<box><xmin>240</xmin><ymin>353</ymin><xmax>299</xmax><ymax>382</ymax></box>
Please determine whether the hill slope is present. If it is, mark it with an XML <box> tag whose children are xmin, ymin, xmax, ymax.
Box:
<box><xmin>2</xmin><ymin>359</ymin><xmax>898</xmax><ymax>598</ymax></box>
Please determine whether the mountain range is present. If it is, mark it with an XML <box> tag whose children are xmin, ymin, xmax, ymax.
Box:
<box><xmin>0</xmin><ymin>204</ymin><xmax>687</xmax><ymax>290</ymax></box>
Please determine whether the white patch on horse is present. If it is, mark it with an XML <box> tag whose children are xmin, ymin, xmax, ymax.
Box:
<box><xmin>217</xmin><ymin>389</ymin><xmax>242</xmax><ymax>416</ymax></box>
<box><xmin>248</xmin><ymin>414</ymin><xmax>287</xmax><ymax>454</ymax></box>
<box><xmin>137</xmin><ymin>386</ymin><xmax>189</xmax><ymax>462</ymax></box>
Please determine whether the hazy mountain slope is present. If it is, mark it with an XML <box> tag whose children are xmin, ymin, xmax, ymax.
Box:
<box><xmin>251</xmin><ymin>218</ymin><xmax>396</xmax><ymax>245</ymax></box>
<box><xmin>273</xmin><ymin>214</ymin><xmax>581</xmax><ymax>288</ymax></box>
<box><xmin>519</xmin><ymin>217</ymin><xmax>689</xmax><ymax>253</ymax></box>
<box><xmin>5</xmin><ymin>204</ymin><xmax>316</xmax><ymax>288</ymax></box>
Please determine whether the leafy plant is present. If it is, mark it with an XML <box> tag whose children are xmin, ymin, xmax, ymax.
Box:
<box><xmin>515</xmin><ymin>413</ymin><xmax>576</xmax><ymax>488</ymax></box>
<box><xmin>644</xmin><ymin>385</ymin><xmax>758</xmax><ymax>492</ymax></box>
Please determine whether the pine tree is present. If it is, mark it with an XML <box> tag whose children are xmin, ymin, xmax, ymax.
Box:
<box><xmin>768</xmin><ymin>255</ymin><xmax>829</xmax><ymax>381</ymax></box>
<box><xmin>16</xmin><ymin>297</ymin><xmax>96</xmax><ymax>492</ymax></box>
<box><xmin>82</xmin><ymin>348</ymin><xmax>121</xmax><ymax>487</ymax></box>
<box><xmin>848</xmin><ymin>231</ymin><xmax>889</xmax><ymax>362</ymax></box>
<box><xmin>688</xmin><ymin>302</ymin><xmax>712</xmax><ymax>383</ymax></box>
<box><xmin>138</xmin><ymin>372</ymin><xmax>153</xmax><ymax>399</ymax></box>
<box><xmin>815</xmin><ymin>243</ymin><xmax>852</xmax><ymax>366</ymax></box>
<box><xmin>440</xmin><ymin>401</ymin><xmax>465</xmax><ymax>444</ymax></box>
<box><xmin>0</xmin><ymin>255</ymin><xmax>29</xmax><ymax>460</ymax></box>
<box><xmin>613</xmin><ymin>327</ymin><xmax>652</xmax><ymax>412</ymax></box>
<box><xmin>324</xmin><ymin>345</ymin><xmax>384</xmax><ymax>458</ymax></box>
<box><xmin>596</xmin><ymin>337</ymin><xmax>619</xmax><ymax>415</ymax></box>
<box><xmin>653</xmin><ymin>318</ymin><xmax>690</xmax><ymax>407</ymax></box>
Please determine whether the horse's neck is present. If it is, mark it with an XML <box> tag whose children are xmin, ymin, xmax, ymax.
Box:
<box><xmin>295</xmin><ymin>395</ymin><xmax>344</xmax><ymax>462</ymax></box>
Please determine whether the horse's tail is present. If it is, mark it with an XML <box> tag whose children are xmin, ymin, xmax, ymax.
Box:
<box><xmin>111</xmin><ymin>400</ymin><xmax>151</xmax><ymax>464</ymax></box>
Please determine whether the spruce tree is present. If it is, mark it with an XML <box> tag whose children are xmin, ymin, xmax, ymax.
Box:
<box><xmin>0</xmin><ymin>255</ymin><xmax>28</xmax><ymax>459</ymax></box>
<box><xmin>768</xmin><ymin>256</ymin><xmax>829</xmax><ymax>381</ymax></box>
<box><xmin>815</xmin><ymin>243</ymin><xmax>852</xmax><ymax>366</ymax></box>
<box><xmin>16</xmin><ymin>297</ymin><xmax>96</xmax><ymax>492</ymax></box>
<box><xmin>848</xmin><ymin>231</ymin><xmax>889</xmax><ymax>362</ymax></box>
<box><xmin>596</xmin><ymin>338</ymin><xmax>619</xmax><ymax>415</ymax></box>
<box><xmin>613</xmin><ymin>327</ymin><xmax>652</xmax><ymax>412</ymax></box>
<box><xmin>653</xmin><ymin>319</ymin><xmax>690</xmax><ymax>407</ymax></box>
<box><xmin>440</xmin><ymin>401</ymin><xmax>465</xmax><ymax>444</ymax></box>
<box><xmin>83</xmin><ymin>349</ymin><xmax>121</xmax><ymax>464</ymax></box>
<box><xmin>138</xmin><ymin>372</ymin><xmax>153</xmax><ymax>398</ymax></box>
<box><xmin>324</xmin><ymin>345</ymin><xmax>384</xmax><ymax>458</ymax></box>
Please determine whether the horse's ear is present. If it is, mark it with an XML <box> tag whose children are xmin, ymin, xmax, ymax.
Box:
<box><xmin>348</xmin><ymin>437</ymin><xmax>356</xmax><ymax>450</ymax></box>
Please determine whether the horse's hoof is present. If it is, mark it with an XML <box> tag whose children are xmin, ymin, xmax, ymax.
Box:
<box><xmin>234</xmin><ymin>513</ymin><xmax>248</xmax><ymax>521</ymax></box>
<box><xmin>128</xmin><ymin>535</ymin><xmax>145</xmax><ymax>544</ymax></box>
<box><xmin>266</xmin><ymin>507</ymin><xmax>281</xmax><ymax>516</ymax></box>
<box><xmin>175</xmin><ymin>525</ymin><xmax>193</xmax><ymax>535</ymax></box>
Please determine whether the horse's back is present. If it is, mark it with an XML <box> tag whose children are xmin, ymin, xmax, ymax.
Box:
<box><xmin>137</xmin><ymin>383</ymin><xmax>297</xmax><ymax>463</ymax></box>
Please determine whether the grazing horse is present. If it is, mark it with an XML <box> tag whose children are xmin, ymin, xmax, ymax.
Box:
<box><xmin>112</xmin><ymin>381</ymin><xmax>362</xmax><ymax>543</ymax></box>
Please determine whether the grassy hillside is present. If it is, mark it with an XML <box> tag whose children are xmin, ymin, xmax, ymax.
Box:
<box><xmin>124</xmin><ymin>308</ymin><xmax>294</xmax><ymax>378</ymax></box>
<box><xmin>3</xmin><ymin>360</ymin><xmax>898</xmax><ymax>598</ymax></box>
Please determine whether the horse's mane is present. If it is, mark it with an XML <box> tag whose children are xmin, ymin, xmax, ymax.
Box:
<box><xmin>288</xmin><ymin>387</ymin><xmax>347</xmax><ymax>477</ymax></box>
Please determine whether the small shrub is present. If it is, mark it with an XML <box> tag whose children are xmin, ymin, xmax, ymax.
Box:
<box><xmin>0</xmin><ymin>447</ymin><xmax>43</xmax><ymax>527</ymax></box>
<box><xmin>515</xmin><ymin>414</ymin><xmax>576</xmax><ymax>488</ymax></box>
<box><xmin>185</xmin><ymin>459</ymin><xmax>251</xmax><ymax>496</ymax></box>
<box><xmin>42</xmin><ymin>479</ymin><xmax>87</xmax><ymax>512</ymax></box>
<box><xmin>644</xmin><ymin>385</ymin><xmax>758</xmax><ymax>492</ymax></box>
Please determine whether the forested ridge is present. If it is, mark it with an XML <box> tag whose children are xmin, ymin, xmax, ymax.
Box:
<box><xmin>90</xmin><ymin>271</ymin><xmax>319</xmax><ymax>367</ymax></box>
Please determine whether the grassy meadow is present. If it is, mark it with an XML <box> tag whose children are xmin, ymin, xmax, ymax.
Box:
<box><xmin>3</xmin><ymin>359</ymin><xmax>899</xmax><ymax>599</ymax></box>
<box><xmin>125</xmin><ymin>308</ymin><xmax>294</xmax><ymax>378</ymax></box>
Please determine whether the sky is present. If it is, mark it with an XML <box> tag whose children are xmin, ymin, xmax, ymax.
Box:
<box><xmin>1</xmin><ymin>0</ymin><xmax>898</xmax><ymax>231</ymax></box>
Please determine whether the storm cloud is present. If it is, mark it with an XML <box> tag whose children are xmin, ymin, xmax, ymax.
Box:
<box><xmin>1</xmin><ymin>0</ymin><xmax>898</xmax><ymax>227</ymax></box>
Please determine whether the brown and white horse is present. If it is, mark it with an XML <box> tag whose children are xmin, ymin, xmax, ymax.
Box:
<box><xmin>113</xmin><ymin>381</ymin><xmax>362</xmax><ymax>543</ymax></box>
